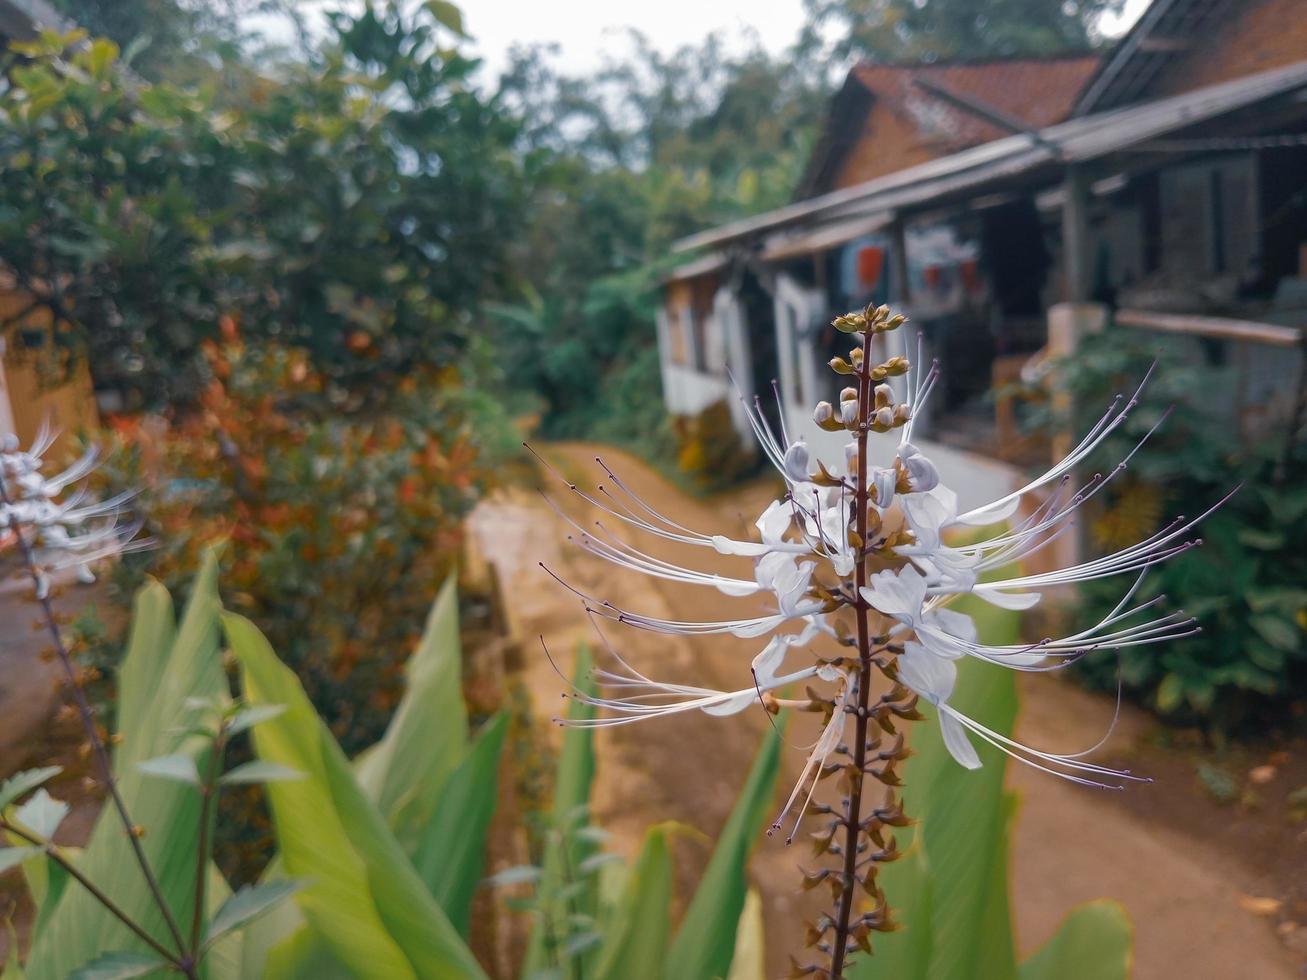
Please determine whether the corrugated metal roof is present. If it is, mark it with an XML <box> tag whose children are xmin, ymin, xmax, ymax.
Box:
<box><xmin>672</xmin><ymin>58</ymin><xmax>1307</xmax><ymax>255</ymax></box>
<box><xmin>1074</xmin><ymin>0</ymin><xmax>1235</xmax><ymax>116</ymax></box>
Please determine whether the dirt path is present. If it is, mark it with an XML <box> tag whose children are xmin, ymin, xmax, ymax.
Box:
<box><xmin>469</xmin><ymin>442</ymin><xmax>1303</xmax><ymax>979</ymax></box>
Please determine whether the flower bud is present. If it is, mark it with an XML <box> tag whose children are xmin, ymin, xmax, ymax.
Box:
<box><xmin>783</xmin><ymin>440</ymin><xmax>811</xmax><ymax>484</ymax></box>
<box><xmin>813</xmin><ymin>401</ymin><xmax>833</xmax><ymax>424</ymax></box>
<box><xmin>829</xmin><ymin>357</ymin><xmax>854</xmax><ymax>375</ymax></box>
<box><xmin>874</xmin><ymin>383</ymin><xmax>894</xmax><ymax>409</ymax></box>
<box><xmin>874</xmin><ymin>407</ymin><xmax>894</xmax><ymax>428</ymax></box>
<box><xmin>840</xmin><ymin>386</ymin><xmax>858</xmax><ymax>403</ymax></box>
<box><xmin>840</xmin><ymin>399</ymin><xmax>859</xmax><ymax>425</ymax></box>
<box><xmin>894</xmin><ymin>403</ymin><xmax>912</xmax><ymax>425</ymax></box>
<box><xmin>883</xmin><ymin>356</ymin><xmax>910</xmax><ymax>377</ymax></box>
<box><xmin>899</xmin><ymin>442</ymin><xmax>939</xmax><ymax>492</ymax></box>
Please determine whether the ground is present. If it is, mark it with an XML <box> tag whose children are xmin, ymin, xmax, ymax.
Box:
<box><xmin>467</xmin><ymin>442</ymin><xmax>1307</xmax><ymax>979</ymax></box>
<box><xmin>1</xmin><ymin>442</ymin><xmax>1303</xmax><ymax>977</ymax></box>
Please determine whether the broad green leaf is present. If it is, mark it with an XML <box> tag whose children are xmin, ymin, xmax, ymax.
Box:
<box><xmin>135</xmin><ymin>754</ymin><xmax>201</xmax><ymax>786</ymax></box>
<box><xmin>524</xmin><ymin>645</ymin><xmax>599</xmax><ymax>975</ymax></box>
<box><xmin>413</xmin><ymin>713</ymin><xmax>509</xmax><ymax>936</ymax></box>
<box><xmin>205</xmin><ymin>880</ymin><xmax>305</xmax><ymax>947</ymax></box>
<box><xmin>725</xmin><ymin>889</ymin><xmax>765</xmax><ymax>980</ymax></box>
<box><xmin>27</xmin><ymin>554</ymin><xmax>224</xmax><ymax>980</ymax></box>
<box><xmin>594</xmin><ymin>826</ymin><xmax>671</xmax><ymax>980</ymax></box>
<box><xmin>4</xmin><ymin>920</ymin><xmax>25</xmax><ymax>979</ymax></box>
<box><xmin>355</xmin><ymin>577</ymin><xmax>468</xmax><ymax>852</ymax></box>
<box><xmin>665</xmin><ymin>722</ymin><xmax>783</xmax><ymax>980</ymax></box>
<box><xmin>17</xmin><ymin>835</ymin><xmax>70</xmax><ymax>937</ymax></box>
<box><xmin>67</xmin><ymin>950</ymin><xmax>164</xmax><ymax>980</ymax></box>
<box><xmin>854</xmin><ymin>593</ymin><xmax>1022</xmax><ymax>980</ymax></box>
<box><xmin>1019</xmin><ymin>900</ymin><xmax>1133</xmax><ymax>980</ymax></box>
<box><xmin>219</xmin><ymin>761</ymin><xmax>304</xmax><ymax>786</ymax></box>
<box><xmin>0</xmin><ymin>767</ymin><xmax>61</xmax><ymax>811</ymax></box>
<box><xmin>225</xmin><ymin>611</ymin><xmax>486</xmax><ymax>980</ymax></box>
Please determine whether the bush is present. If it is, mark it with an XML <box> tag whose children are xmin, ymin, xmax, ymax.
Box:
<box><xmin>84</xmin><ymin>337</ymin><xmax>508</xmax><ymax>754</ymax></box>
<box><xmin>1048</xmin><ymin>327</ymin><xmax>1307</xmax><ymax>729</ymax></box>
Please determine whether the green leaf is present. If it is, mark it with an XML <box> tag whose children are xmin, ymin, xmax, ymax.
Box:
<box><xmin>725</xmin><ymin>889</ymin><xmax>765</xmax><ymax>980</ymax></box>
<box><xmin>227</xmin><ymin>704</ymin><xmax>288</xmax><ymax>736</ymax></box>
<box><xmin>225</xmin><ymin>611</ymin><xmax>486</xmax><ymax>980</ymax></box>
<box><xmin>665</xmin><ymin>722</ymin><xmax>783</xmax><ymax>980</ymax></box>
<box><xmin>1154</xmin><ymin>673</ymin><xmax>1185</xmax><ymax>713</ymax></box>
<box><xmin>524</xmin><ymin>645</ymin><xmax>600</xmax><ymax>975</ymax></box>
<box><xmin>1019</xmin><ymin>900</ymin><xmax>1133</xmax><ymax>980</ymax></box>
<box><xmin>4</xmin><ymin>920</ymin><xmax>25</xmax><ymax>980</ymax></box>
<box><xmin>14</xmin><ymin>790</ymin><xmax>69</xmax><ymax>840</ymax></box>
<box><xmin>412</xmin><ymin>713</ymin><xmax>509</xmax><ymax>936</ymax></box>
<box><xmin>136</xmin><ymin>754</ymin><xmax>201</xmax><ymax>786</ymax></box>
<box><xmin>205</xmin><ymin>880</ymin><xmax>305</xmax><ymax>947</ymax></box>
<box><xmin>355</xmin><ymin>577</ymin><xmax>468</xmax><ymax>853</ymax></box>
<box><xmin>594</xmin><ymin>826</ymin><xmax>671</xmax><ymax>980</ymax></box>
<box><xmin>855</xmin><ymin>593</ymin><xmax>1022</xmax><ymax>980</ymax></box>
<box><xmin>0</xmin><ymin>846</ymin><xmax>42</xmax><ymax>873</ymax></box>
<box><xmin>1250</xmin><ymin>614</ymin><xmax>1299</xmax><ymax>653</ymax></box>
<box><xmin>219</xmin><ymin>761</ymin><xmax>305</xmax><ymax>786</ymax></box>
<box><xmin>424</xmin><ymin>0</ymin><xmax>467</xmax><ymax>36</ymax></box>
<box><xmin>27</xmin><ymin>553</ymin><xmax>224</xmax><ymax>980</ymax></box>
<box><xmin>67</xmin><ymin>950</ymin><xmax>164</xmax><ymax>979</ymax></box>
<box><xmin>0</xmin><ymin>767</ymin><xmax>62</xmax><ymax>812</ymax></box>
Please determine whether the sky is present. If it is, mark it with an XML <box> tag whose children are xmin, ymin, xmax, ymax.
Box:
<box><xmin>266</xmin><ymin>0</ymin><xmax>1154</xmax><ymax>82</ymax></box>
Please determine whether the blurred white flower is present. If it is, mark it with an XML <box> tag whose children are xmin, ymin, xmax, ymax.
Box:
<box><xmin>1</xmin><ymin>424</ymin><xmax>145</xmax><ymax>599</ymax></box>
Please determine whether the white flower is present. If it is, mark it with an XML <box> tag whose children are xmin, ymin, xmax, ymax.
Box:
<box><xmin>537</xmin><ymin>317</ymin><xmax>1221</xmax><ymax>837</ymax></box>
<box><xmin>1</xmin><ymin>424</ymin><xmax>145</xmax><ymax>598</ymax></box>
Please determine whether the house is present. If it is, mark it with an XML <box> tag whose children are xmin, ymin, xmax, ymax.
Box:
<box><xmin>657</xmin><ymin>0</ymin><xmax>1307</xmax><ymax>509</ymax></box>
<box><xmin>0</xmin><ymin>0</ymin><xmax>100</xmax><ymax>454</ymax></box>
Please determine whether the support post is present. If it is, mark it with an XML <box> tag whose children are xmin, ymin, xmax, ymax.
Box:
<box><xmin>1062</xmin><ymin>167</ymin><xmax>1091</xmax><ymax>303</ymax></box>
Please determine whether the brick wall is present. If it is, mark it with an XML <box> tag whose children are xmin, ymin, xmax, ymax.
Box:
<box><xmin>831</xmin><ymin>100</ymin><xmax>948</xmax><ymax>190</ymax></box>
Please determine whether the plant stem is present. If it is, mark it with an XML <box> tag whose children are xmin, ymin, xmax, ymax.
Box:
<box><xmin>0</xmin><ymin>821</ymin><xmax>181</xmax><ymax>967</ymax></box>
<box><xmin>190</xmin><ymin>730</ymin><xmax>226</xmax><ymax>956</ymax></box>
<box><xmin>0</xmin><ymin>477</ymin><xmax>190</xmax><ymax>959</ymax></box>
<box><xmin>829</xmin><ymin>327</ymin><xmax>878</xmax><ymax>978</ymax></box>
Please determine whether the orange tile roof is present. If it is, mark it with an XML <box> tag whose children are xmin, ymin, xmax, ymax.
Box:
<box><xmin>852</xmin><ymin>54</ymin><xmax>1101</xmax><ymax>149</ymax></box>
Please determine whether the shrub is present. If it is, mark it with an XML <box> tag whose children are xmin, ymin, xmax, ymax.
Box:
<box><xmin>84</xmin><ymin>338</ymin><xmax>506</xmax><ymax>754</ymax></box>
<box><xmin>1046</xmin><ymin>327</ymin><xmax>1307</xmax><ymax>729</ymax></box>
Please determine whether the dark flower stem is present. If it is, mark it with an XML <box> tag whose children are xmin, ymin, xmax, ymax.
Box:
<box><xmin>829</xmin><ymin>327</ymin><xmax>878</xmax><ymax>978</ymax></box>
<box><xmin>0</xmin><ymin>820</ymin><xmax>182</xmax><ymax>967</ymax></box>
<box><xmin>190</xmin><ymin>728</ymin><xmax>227</xmax><ymax>956</ymax></box>
<box><xmin>0</xmin><ymin>474</ymin><xmax>191</xmax><ymax>964</ymax></box>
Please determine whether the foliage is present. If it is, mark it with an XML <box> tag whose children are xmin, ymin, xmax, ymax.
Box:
<box><xmin>493</xmin><ymin>36</ymin><xmax>823</xmax><ymax>451</ymax></box>
<box><xmin>505</xmin><ymin>648</ymin><xmax>783</xmax><ymax>980</ymax></box>
<box><xmin>47</xmin><ymin>0</ymin><xmax>303</xmax><ymax>86</ymax></box>
<box><xmin>851</xmin><ymin>592</ymin><xmax>1133</xmax><ymax>979</ymax></box>
<box><xmin>800</xmin><ymin>0</ymin><xmax>1125</xmax><ymax>64</ymax></box>
<box><xmin>1045</xmin><ymin>327</ymin><xmax>1307</xmax><ymax>728</ymax></box>
<box><xmin>5</xmin><ymin>561</ymin><xmax>783</xmax><ymax>977</ymax></box>
<box><xmin>0</xmin><ymin>3</ymin><xmax>518</xmax><ymax>410</ymax></box>
<box><xmin>83</xmin><ymin>339</ymin><xmax>501</xmax><ymax>758</ymax></box>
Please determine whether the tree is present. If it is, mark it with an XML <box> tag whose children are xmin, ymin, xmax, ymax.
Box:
<box><xmin>801</xmin><ymin>0</ymin><xmax>1127</xmax><ymax>64</ymax></box>
<box><xmin>493</xmin><ymin>34</ymin><xmax>824</xmax><ymax>441</ymax></box>
<box><xmin>0</xmin><ymin>2</ymin><xmax>520</xmax><ymax>410</ymax></box>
